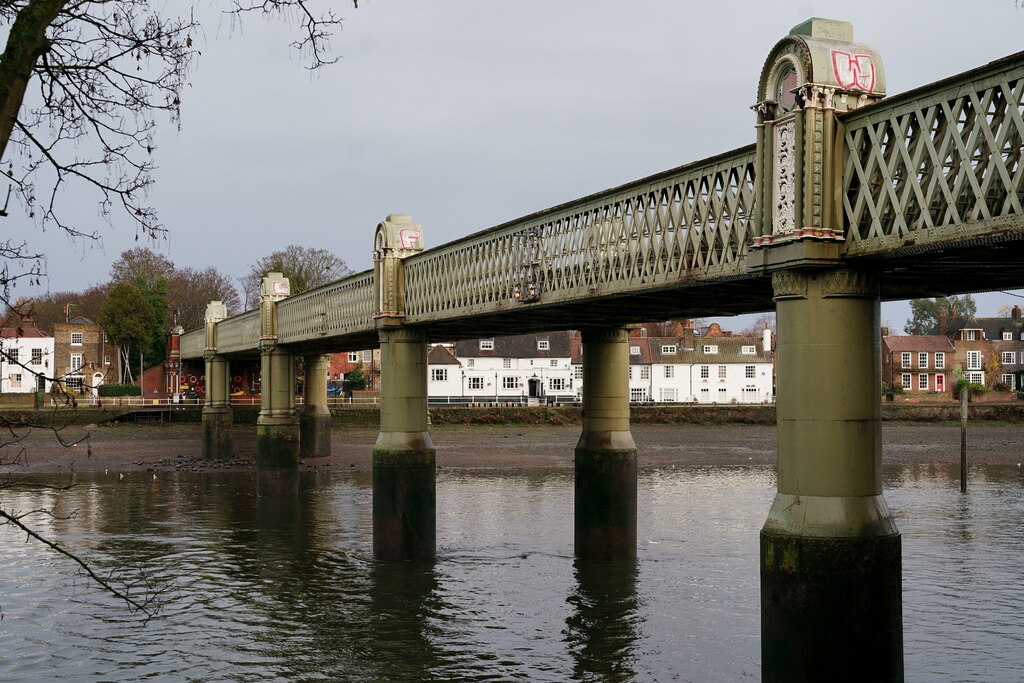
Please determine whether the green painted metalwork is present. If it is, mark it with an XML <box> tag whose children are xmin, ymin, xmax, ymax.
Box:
<box><xmin>276</xmin><ymin>270</ymin><xmax>376</xmax><ymax>345</ymax></box>
<box><xmin>402</xmin><ymin>146</ymin><xmax>756</xmax><ymax>323</ymax></box>
<box><xmin>213</xmin><ymin>310</ymin><xmax>260</xmax><ymax>355</ymax></box>
<box><xmin>842</xmin><ymin>53</ymin><xmax>1024</xmax><ymax>254</ymax></box>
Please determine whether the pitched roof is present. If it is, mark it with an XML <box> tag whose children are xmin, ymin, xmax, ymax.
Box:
<box><xmin>427</xmin><ymin>345</ymin><xmax>460</xmax><ymax>365</ymax></box>
<box><xmin>455</xmin><ymin>331</ymin><xmax>574</xmax><ymax>358</ymax></box>
<box><xmin>930</xmin><ymin>315</ymin><xmax>1024</xmax><ymax>340</ymax></box>
<box><xmin>0</xmin><ymin>327</ymin><xmax>49</xmax><ymax>339</ymax></box>
<box><xmin>883</xmin><ymin>335</ymin><xmax>956</xmax><ymax>352</ymax></box>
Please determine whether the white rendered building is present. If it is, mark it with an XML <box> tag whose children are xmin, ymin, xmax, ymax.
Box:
<box><xmin>0</xmin><ymin>326</ymin><xmax>55</xmax><ymax>393</ymax></box>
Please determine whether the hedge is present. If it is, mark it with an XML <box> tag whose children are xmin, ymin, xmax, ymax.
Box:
<box><xmin>98</xmin><ymin>384</ymin><xmax>142</xmax><ymax>397</ymax></box>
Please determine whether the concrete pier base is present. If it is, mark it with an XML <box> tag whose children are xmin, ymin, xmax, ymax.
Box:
<box><xmin>575</xmin><ymin>327</ymin><xmax>637</xmax><ymax>560</ymax></box>
<box><xmin>300</xmin><ymin>354</ymin><xmax>332</xmax><ymax>459</ymax></box>
<box><xmin>373</xmin><ymin>326</ymin><xmax>436</xmax><ymax>561</ymax></box>
<box><xmin>201</xmin><ymin>405</ymin><xmax>232</xmax><ymax>460</ymax></box>
<box><xmin>762</xmin><ymin>269</ymin><xmax>902</xmax><ymax>681</ymax></box>
<box><xmin>257</xmin><ymin>420</ymin><xmax>300</xmax><ymax>496</ymax></box>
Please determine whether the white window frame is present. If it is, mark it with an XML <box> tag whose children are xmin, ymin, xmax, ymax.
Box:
<box><xmin>965</xmin><ymin>330</ymin><xmax>977</xmax><ymax>340</ymax></box>
<box><xmin>745</xmin><ymin>365</ymin><xmax>756</xmax><ymax>379</ymax></box>
<box><xmin>347</xmin><ymin>351</ymin><xmax>359</xmax><ymax>362</ymax></box>
<box><xmin>967</xmin><ymin>371</ymin><xmax>984</xmax><ymax>384</ymax></box>
<box><xmin>70</xmin><ymin>353</ymin><xmax>83</xmax><ymax>372</ymax></box>
<box><xmin>70</xmin><ymin>332</ymin><xmax>83</xmax><ymax>346</ymax></box>
<box><xmin>901</xmin><ymin>373</ymin><xmax>912</xmax><ymax>389</ymax></box>
<box><xmin>574</xmin><ymin>366</ymin><xmax>583</xmax><ymax>380</ymax></box>
<box><xmin>467</xmin><ymin>376</ymin><xmax>484</xmax><ymax>390</ymax></box>
<box><xmin>741</xmin><ymin>345</ymin><xmax>755</xmax><ymax>355</ymax></box>
<box><xmin>640</xmin><ymin>367</ymin><xmax>650</xmax><ymax>380</ymax></box>
<box><xmin>630</xmin><ymin>345</ymin><xmax>640</xmax><ymax>355</ymax></box>
<box><xmin>918</xmin><ymin>352</ymin><xmax>928</xmax><ymax>369</ymax></box>
<box><xmin>362</xmin><ymin>350</ymin><xmax>372</xmax><ymax>362</ymax></box>
<box><xmin>1001</xmin><ymin>373</ymin><xmax>1015</xmax><ymax>388</ymax></box>
<box><xmin>661</xmin><ymin>345</ymin><xmax>676</xmax><ymax>354</ymax></box>
<box><xmin>549</xmin><ymin>359</ymin><xmax>558</xmax><ymax>367</ymax></box>
<box><xmin>1001</xmin><ymin>351</ymin><xmax>1016</xmax><ymax>364</ymax></box>
<box><xmin>664</xmin><ymin>365</ymin><xmax>675</xmax><ymax>379</ymax></box>
<box><xmin>479</xmin><ymin>339</ymin><xmax>494</xmax><ymax>350</ymax></box>
<box><xmin>66</xmin><ymin>376</ymin><xmax>83</xmax><ymax>391</ymax></box>
<box><xmin>967</xmin><ymin>351</ymin><xmax>982</xmax><ymax>370</ymax></box>
<box><xmin>934</xmin><ymin>352</ymin><xmax>945</xmax><ymax>369</ymax></box>
<box><xmin>430</xmin><ymin>368</ymin><xmax>448</xmax><ymax>382</ymax></box>
<box><xmin>466</xmin><ymin>358</ymin><xmax>474</xmax><ymax>368</ymax></box>
<box><xmin>703</xmin><ymin>345</ymin><xmax>719</xmax><ymax>354</ymax></box>
<box><xmin>918</xmin><ymin>373</ymin><xmax>928</xmax><ymax>391</ymax></box>
<box><xmin>718</xmin><ymin>365</ymin><xmax>727</xmax><ymax>379</ymax></box>
<box><xmin>700</xmin><ymin>365</ymin><xmax>709</xmax><ymax>379</ymax></box>
<box><xmin>659</xmin><ymin>387</ymin><xmax>678</xmax><ymax>402</ymax></box>
<box><xmin>537</xmin><ymin>339</ymin><xmax>550</xmax><ymax>351</ymax></box>
<box><xmin>549</xmin><ymin>377</ymin><xmax>565</xmax><ymax>391</ymax></box>
<box><xmin>31</xmin><ymin>348</ymin><xmax>43</xmax><ymax>365</ymax></box>
<box><xmin>629</xmin><ymin>387</ymin><xmax>647</xmax><ymax>402</ymax></box>
<box><xmin>11</xmin><ymin>373</ymin><xmax>22</xmax><ymax>389</ymax></box>
<box><xmin>901</xmin><ymin>352</ymin><xmax>911</xmax><ymax>369</ymax></box>
<box><xmin>502</xmin><ymin>358</ymin><xmax>512</xmax><ymax>369</ymax></box>
<box><xmin>1004</xmin><ymin>332</ymin><xmax>1014</xmax><ymax>341</ymax></box>
<box><xmin>501</xmin><ymin>376</ymin><xmax>518</xmax><ymax>390</ymax></box>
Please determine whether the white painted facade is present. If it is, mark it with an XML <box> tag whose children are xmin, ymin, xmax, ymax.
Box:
<box><xmin>0</xmin><ymin>332</ymin><xmax>55</xmax><ymax>393</ymax></box>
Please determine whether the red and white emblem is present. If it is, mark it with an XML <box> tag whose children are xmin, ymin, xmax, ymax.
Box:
<box><xmin>830</xmin><ymin>50</ymin><xmax>875</xmax><ymax>93</ymax></box>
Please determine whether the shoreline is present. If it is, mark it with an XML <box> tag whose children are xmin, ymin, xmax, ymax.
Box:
<box><xmin>3</xmin><ymin>422</ymin><xmax>1023</xmax><ymax>474</ymax></box>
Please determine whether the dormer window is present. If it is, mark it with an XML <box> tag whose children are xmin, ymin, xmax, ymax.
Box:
<box><xmin>479</xmin><ymin>339</ymin><xmax>494</xmax><ymax>350</ymax></box>
<box><xmin>537</xmin><ymin>339</ymin><xmax>549</xmax><ymax>351</ymax></box>
<box><xmin>963</xmin><ymin>330</ymin><xmax>977</xmax><ymax>340</ymax></box>
<box><xmin>630</xmin><ymin>345</ymin><xmax>640</xmax><ymax>355</ymax></box>
<box><xmin>1003</xmin><ymin>332</ymin><xmax>1013</xmax><ymax>341</ymax></box>
<box><xmin>703</xmin><ymin>345</ymin><xmax>719</xmax><ymax>354</ymax></box>
<box><xmin>741</xmin><ymin>345</ymin><xmax>756</xmax><ymax>354</ymax></box>
<box><xmin>661</xmin><ymin>345</ymin><xmax>677</xmax><ymax>354</ymax></box>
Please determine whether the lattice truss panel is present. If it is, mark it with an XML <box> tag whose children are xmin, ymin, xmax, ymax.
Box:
<box><xmin>215</xmin><ymin>310</ymin><xmax>260</xmax><ymax>355</ymax></box>
<box><xmin>843</xmin><ymin>56</ymin><xmax>1024</xmax><ymax>250</ymax></box>
<box><xmin>179</xmin><ymin>329</ymin><xmax>204</xmax><ymax>359</ymax></box>
<box><xmin>277</xmin><ymin>271</ymin><xmax>375</xmax><ymax>345</ymax></box>
<box><xmin>403</xmin><ymin>147</ymin><xmax>756</xmax><ymax>321</ymax></box>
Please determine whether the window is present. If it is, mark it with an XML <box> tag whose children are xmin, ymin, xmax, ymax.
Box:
<box><xmin>479</xmin><ymin>339</ymin><xmax>494</xmax><ymax>350</ymax></box>
<box><xmin>71</xmin><ymin>332</ymin><xmax>83</xmax><ymax>345</ymax></box>
<box><xmin>71</xmin><ymin>353</ymin><xmax>83</xmax><ymax>371</ymax></box>
<box><xmin>700</xmin><ymin>365</ymin><xmax>709</xmax><ymax>379</ymax></box>
<box><xmin>549</xmin><ymin>378</ymin><xmax>565</xmax><ymax>391</ymax></box>
<box><xmin>537</xmin><ymin>339</ymin><xmax>549</xmax><ymax>351</ymax></box>
<box><xmin>549</xmin><ymin>359</ymin><xmax>558</xmax><ymax>367</ymax></box>
<box><xmin>918</xmin><ymin>374</ymin><xmax>928</xmax><ymax>390</ymax></box>
<box><xmin>718</xmin><ymin>388</ymin><xmax>728</xmax><ymax>399</ymax></box>
<box><xmin>741</xmin><ymin>345</ymin><xmax>755</xmax><ymax>354</ymax></box>
<box><xmin>901</xmin><ymin>373</ymin><xmax>911</xmax><ymax>389</ymax></box>
<box><xmin>918</xmin><ymin>352</ymin><xmax>928</xmax><ymax>369</ymax></box>
<box><xmin>431</xmin><ymin>368</ymin><xmax>447</xmax><ymax>382</ymax></box>
<box><xmin>574</xmin><ymin>366</ymin><xmax>583</xmax><ymax>380</ymax></box>
<box><xmin>11</xmin><ymin>373</ymin><xmax>21</xmax><ymax>388</ymax></box>
<box><xmin>467</xmin><ymin>377</ymin><xmax>484</xmax><ymax>390</ymax></box>
<box><xmin>1004</xmin><ymin>332</ymin><xmax>1014</xmax><ymax>341</ymax></box>
<box><xmin>1001</xmin><ymin>374</ymin><xmax>1015</xmax><ymax>388</ymax></box>
<box><xmin>700</xmin><ymin>387</ymin><xmax>710</xmax><ymax>397</ymax></box>
<box><xmin>31</xmin><ymin>348</ymin><xmax>42</xmax><ymax>365</ymax></box>
<box><xmin>1002</xmin><ymin>352</ymin><xmax>1016</xmax><ymax>365</ymax></box>
<box><xmin>628</xmin><ymin>366</ymin><xmax>633</xmax><ymax>380</ymax></box>
<box><xmin>466</xmin><ymin>358</ymin><xmax>474</xmax><ymax>368</ymax></box>
<box><xmin>661</xmin><ymin>345</ymin><xmax>676</xmax><ymax>354</ymax></box>
<box><xmin>967</xmin><ymin>371</ymin><xmax>984</xmax><ymax>384</ymax></box>
<box><xmin>718</xmin><ymin>365</ymin><xmax>727</xmax><ymax>379</ymax></box>
<box><xmin>502</xmin><ymin>376</ymin><xmax>518</xmax><ymax>389</ymax></box>
<box><xmin>659</xmin><ymin>387</ymin><xmax>678</xmax><ymax>402</ymax></box>
<box><xmin>502</xmin><ymin>358</ymin><xmax>512</xmax><ymax>369</ymax></box>
<box><xmin>7</xmin><ymin>347</ymin><xmax>18</xmax><ymax>362</ymax></box>
<box><xmin>630</xmin><ymin>345</ymin><xmax>640</xmax><ymax>355</ymax></box>
<box><xmin>363</xmin><ymin>350</ymin><xmax>372</xmax><ymax>362</ymax></box>
<box><xmin>630</xmin><ymin>388</ymin><xmax>647</xmax><ymax>402</ymax></box>
<box><xmin>348</xmin><ymin>352</ymin><xmax>359</xmax><ymax>362</ymax></box>
<box><xmin>66</xmin><ymin>376</ymin><xmax>82</xmax><ymax>391</ymax></box>
<box><xmin>967</xmin><ymin>351</ymin><xmax>982</xmax><ymax>370</ymax></box>
<box><xmin>703</xmin><ymin>345</ymin><xmax>719</xmax><ymax>354</ymax></box>
<box><xmin>104</xmin><ymin>354</ymin><xmax>110</xmax><ymax>366</ymax></box>
<box><xmin>640</xmin><ymin>367</ymin><xmax>650</xmax><ymax>380</ymax></box>
<box><xmin>664</xmin><ymin>366</ymin><xmax>675</xmax><ymax>379</ymax></box>
<box><xmin>745</xmin><ymin>365</ymin><xmax>756</xmax><ymax>379</ymax></box>
<box><xmin>901</xmin><ymin>352</ymin><xmax>911</xmax><ymax>369</ymax></box>
<box><xmin>935</xmin><ymin>352</ymin><xmax>945</xmax><ymax>369</ymax></box>
<box><xmin>964</xmin><ymin>330</ymin><xmax>977</xmax><ymax>340</ymax></box>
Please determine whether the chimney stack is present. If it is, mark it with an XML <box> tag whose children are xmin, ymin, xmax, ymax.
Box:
<box><xmin>763</xmin><ymin>325</ymin><xmax>772</xmax><ymax>353</ymax></box>
<box><xmin>1013</xmin><ymin>305</ymin><xmax>1022</xmax><ymax>323</ymax></box>
<box><xmin>938</xmin><ymin>311</ymin><xmax>948</xmax><ymax>335</ymax></box>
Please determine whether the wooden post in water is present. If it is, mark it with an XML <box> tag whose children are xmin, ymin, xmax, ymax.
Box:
<box><xmin>960</xmin><ymin>388</ymin><xmax>968</xmax><ymax>493</ymax></box>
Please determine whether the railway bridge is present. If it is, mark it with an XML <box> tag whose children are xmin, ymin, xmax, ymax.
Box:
<box><xmin>179</xmin><ymin>19</ymin><xmax>1023</xmax><ymax>679</ymax></box>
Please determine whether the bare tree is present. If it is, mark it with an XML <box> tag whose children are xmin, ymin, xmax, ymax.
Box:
<box><xmin>240</xmin><ymin>244</ymin><xmax>352</xmax><ymax>308</ymax></box>
<box><xmin>169</xmin><ymin>265</ymin><xmax>241</xmax><ymax>331</ymax></box>
<box><xmin>0</xmin><ymin>0</ymin><xmax>350</xmax><ymax>615</ymax></box>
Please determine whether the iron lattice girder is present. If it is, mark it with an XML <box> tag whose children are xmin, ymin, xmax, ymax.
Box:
<box><xmin>178</xmin><ymin>52</ymin><xmax>1024</xmax><ymax>360</ymax></box>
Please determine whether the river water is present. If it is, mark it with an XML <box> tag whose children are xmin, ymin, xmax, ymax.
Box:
<box><xmin>0</xmin><ymin>464</ymin><xmax>1021</xmax><ymax>681</ymax></box>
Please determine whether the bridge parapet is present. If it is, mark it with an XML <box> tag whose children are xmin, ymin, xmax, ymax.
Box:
<box><xmin>214</xmin><ymin>310</ymin><xmax>260</xmax><ymax>355</ymax></box>
<box><xmin>402</xmin><ymin>146</ymin><xmax>756</xmax><ymax>323</ymax></box>
<box><xmin>841</xmin><ymin>52</ymin><xmax>1024</xmax><ymax>255</ymax></box>
<box><xmin>276</xmin><ymin>269</ymin><xmax>376</xmax><ymax>345</ymax></box>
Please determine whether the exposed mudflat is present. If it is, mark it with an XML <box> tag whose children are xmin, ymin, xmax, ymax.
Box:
<box><xmin>3</xmin><ymin>422</ymin><xmax>1022</xmax><ymax>474</ymax></box>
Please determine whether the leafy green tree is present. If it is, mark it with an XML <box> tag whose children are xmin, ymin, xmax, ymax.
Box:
<box><xmin>346</xmin><ymin>362</ymin><xmax>367</xmax><ymax>391</ymax></box>
<box><xmin>240</xmin><ymin>245</ymin><xmax>352</xmax><ymax>308</ymax></box>
<box><xmin>98</xmin><ymin>282</ymin><xmax>155</xmax><ymax>383</ymax></box>
<box><xmin>903</xmin><ymin>295</ymin><xmax>977</xmax><ymax>335</ymax></box>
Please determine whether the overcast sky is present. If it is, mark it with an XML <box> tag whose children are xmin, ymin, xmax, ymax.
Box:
<box><xmin>15</xmin><ymin>0</ymin><xmax>1024</xmax><ymax>331</ymax></box>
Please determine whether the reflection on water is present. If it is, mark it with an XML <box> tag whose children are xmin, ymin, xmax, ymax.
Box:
<box><xmin>0</xmin><ymin>465</ymin><xmax>1020</xmax><ymax>680</ymax></box>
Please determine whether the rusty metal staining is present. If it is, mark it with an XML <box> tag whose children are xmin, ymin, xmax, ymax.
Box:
<box><xmin>842</xmin><ymin>54</ymin><xmax>1024</xmax><ymax>253</ymax></box>
<box><xmin>402</xmin><ymin>147</ymin><xmax>757</xmax><ymax>323</ymax></box>
<box><xmin>276</xmin><ymin>271</ymin><xmax>376</xmax><ymax>345</ymax></box>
